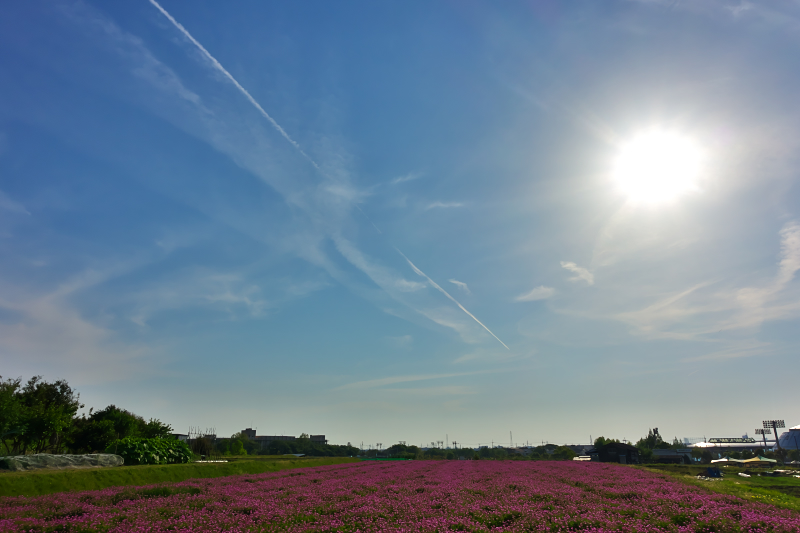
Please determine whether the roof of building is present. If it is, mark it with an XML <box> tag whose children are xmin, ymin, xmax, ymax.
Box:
<box><xmin>593</xmin><ymin>442</ymin><xmax>639</xmax><ymax>452</ymax></box>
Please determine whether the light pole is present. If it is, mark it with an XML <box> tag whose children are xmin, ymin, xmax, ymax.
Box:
<box><xmin>755</xmin><ymin>429</ymin><xmax>770</xmax><ymax>452</ymax></box>
<box><xmin>763</xmin><ymin>420</ymin><xmax>786</xmax><ymax>462</ymax></box>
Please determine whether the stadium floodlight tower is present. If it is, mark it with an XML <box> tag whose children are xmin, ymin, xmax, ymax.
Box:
<box><xmin>763</xmin><ymin>420</ymin><xmax>785</xmax><ymax>457</ymax></box>
<box><xmin>755</xmin><ymin>429</ymin><xmax>771</xmax><ymax>450</ymax></box>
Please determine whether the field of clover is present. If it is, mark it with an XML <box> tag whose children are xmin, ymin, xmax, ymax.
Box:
<box><xmin>2</xmin><ymin>460</ymin><xmax>799</xmax><ymax>532</ymax></box>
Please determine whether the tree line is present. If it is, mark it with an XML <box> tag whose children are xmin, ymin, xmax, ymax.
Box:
<box><xmin>373</xmin><ymin>443</ymin><xmax>579</xmax><ymax>461</ymax></box>
<box><xmin>214</xmin><ymin>433</ymin><xmax>359</xmax><ymax>457</ymax></box>
<box><xmin>1</xmin><ymin>376</ymin><xmax>172</xmax><ymax>455</ymax></box>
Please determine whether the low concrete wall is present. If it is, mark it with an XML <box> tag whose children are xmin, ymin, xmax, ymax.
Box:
<box><xmin>0</xmin><ymin>454</ymin><xmax>124</xmax><ymax>471</ymax></box>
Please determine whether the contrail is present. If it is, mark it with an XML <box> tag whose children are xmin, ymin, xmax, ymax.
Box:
<box><xmin>396</xmin><ymin>249</ymin><xmax>510</xmax><ymax>350</ymax></box>
<box><xmin>148</xmin><ymin>0</ymin><xmax>318</xmax><ymax>169</ymax></box>
<box><xmin>147</xmin><ymin>1</ymin><xmax>508</xmax><ymax>351</ymax></box>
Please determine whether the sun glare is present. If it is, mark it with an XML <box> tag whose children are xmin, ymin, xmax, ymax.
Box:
<box><xmin>613</xmin><ymin>130</ymin><xmax>703</xmax><ymax>204</ymax></box>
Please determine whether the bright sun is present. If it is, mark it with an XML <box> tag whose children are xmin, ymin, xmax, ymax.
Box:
<box><xmin>613</xmin><ymin>130</ymin><xmax>703</xmax><ymax>204</ymax></box>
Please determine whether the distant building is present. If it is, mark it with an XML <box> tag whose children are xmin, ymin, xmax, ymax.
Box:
<box><xmin>778</xmin><ymin>425</ymin><xmax>800</xmax><ymax>451</ymax></box>
<box><xmin>590</xmin><ymin>442</ymin><xmax>640</xmax><ymax>464</ymax></box>
<box><xmin>565</xmin><ymin>444</ymin><xmax>594</xmax><ymax>456</ymax></box>
<box><xmin>691</xmin><ymin>438</ymin><xmax>775</xmax><ymax>452</ymax></box>
<box><xmin>652</xmin><ymin>448</ymin><xmax>692</xmax><ymax>464</ymax></box>
<box><xmin>240</xmin><ymin>429</ymin><xmax>327</xmax><ymax>451</ymax></box>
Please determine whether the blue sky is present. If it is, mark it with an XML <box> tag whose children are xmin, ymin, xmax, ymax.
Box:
<box><xmin>1</xmin><ymin>0</ymin><xmax>799</xmax><ymax>448</ymax></box>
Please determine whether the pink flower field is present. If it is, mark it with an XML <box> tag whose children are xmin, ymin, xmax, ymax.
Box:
<box><xmin>2</xmin><ymin>461</ymin><xmax>799</xmax><ymax>532</ymax></box>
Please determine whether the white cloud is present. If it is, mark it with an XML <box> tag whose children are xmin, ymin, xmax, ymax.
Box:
<box><xmin>335</xmin><ymin>370</ymin><xmax>496</xmax><ymax>390</ymax></box>
<box><xmin>0</xmin><ymin>190</ymin><xmax>30</xmax><ymax>215</ymax></box>
<box><xmin>515</xmin><ymin>286</ymin><xmax>555</xmax><ymax>302</ymax></box>
<box><xmin>123</xmin><ymin>267</ymin><xmax>331</xmax><ymax>327</ymax></box>
<box><xmin>382</xmin><ymin>385</ymin><xmax>474</xmax><ymax>396</ymax></box>
<box><xmin>395</xmin><ymin>278</ymin><xmax>426</xmax><ymax>292</ymax></box>
<box><xmin>448</xmin><ymin>279</ymin><xmax>471</xmax><ymax>294</ymax></box>
<box><xmin>386</xmin><ymin>334</ymin><xmax>413</xmax><ymax>347</ymax></box>
<box><xmin>776</xmin><ymin>221</ymin><xmax>800</xmax><ymax>287</ymax></box>
<box><xmin>728</xmin><ymin>1</ymin><xmax>754</xmax><ymax>17</ymax></box>
<box><xmin>425</xmin><ymin>201</ymin><xmax>464</xmax><ymax>210</ymax></box>
<box><xmin>390</xmin><ymin>172</ymin><xmax>422</xmax><ymax>185</ymax></box>
<box><xmin>604</xmin><ymin>221</ymin><xmax>800</xmax><ymax>345</ymax></box>
<box><xmin>561</xmin><ymin>261</ymin><xmax>594</xmax><ymax>285</ymax></box>
<box><xmin>681</xmin><ymin>340</ymin><xmax>772</xmax><ymax>363</ymax></box>
<box><xmin>0</xmin><ymin>269</ymin><xmax>154</xmax><ymax>384</ymax></box>
<box><xmin>73</xmin><ymin>2</ymin><xmax>505</xmax><ymax>354</ymax></box>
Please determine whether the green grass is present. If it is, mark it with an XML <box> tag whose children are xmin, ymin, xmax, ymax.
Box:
<box><xmin>638</xmin><ymin>464</ymin><xmax>800</xmax><ymax>513</ymax></box>
<box><xmin>0</xmin><ymin>457</ymin><xmax>359</xmax><ymax>498</ymax></box>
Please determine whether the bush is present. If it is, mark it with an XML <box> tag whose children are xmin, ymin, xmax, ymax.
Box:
<box><xmin>107</xmin><ymin>437</ymin><xmax>192</xmax><ymax>465</ymax></box>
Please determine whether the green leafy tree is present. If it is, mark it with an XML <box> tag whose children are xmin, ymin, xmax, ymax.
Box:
<box><xmin>141</xmin><ymin>418</ymin><xmax>173</xmax><ymax>439</ymax></box>
<box><xmin>267</xmin><ymin>440</ymin><xmax>292</xmax><ymax>455</ymax></box>
<box><xmin>15</xmin><ymin>376</ymin><xmax>82</xmax><ymax>454</ymax></box>
<box><xmin>89</xmin><ymin>405</ymin><xmax>143</xmax><ymax>439</ymax></box>
<box><xmin>0</xmin><ymin>377</ymin><xmax>25</xmax><ymax>454</ymax></box>
<box><xmin>635</xmin><ymin>428</ymin><xmax>664</xmax><ymax>451</ymax></box>
<box><xmin>594</xmin><ymin>436</ymin><xmax>619</xmax><ymax>447</ymax></box>
<box><xmin>69</xmin><ymin>418</ymin><xmax>118</xmax><ymax>453</ymax></box>
<box><xmin>477</xmin><ymin>447</ymin><xmax>508</xmax><ymax>460</ymax></box>
<box><xmin>385</xmin><ymin>443</ymin><xmax>420</xmax><ymax>459</ymax></box>
<box><xmin>69</xmin><ymin>405</ymin><xmax>172</xmax><ymax>453</ymax></box>
<box><xmin>223</xmin><ymin>433</ymin><xmax>247</xmax><ymax>456</ymax></box>
<box><xmin>551</xmin><ymin>446</ymin><xmax>577</xmax><ymax>460</ymax></box>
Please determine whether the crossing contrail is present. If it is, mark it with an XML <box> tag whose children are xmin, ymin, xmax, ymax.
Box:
<box><xmin>148</xmin><ymin>0</ymin><xmax>318</xmax><ymax>169</ymax></box>
<box><xmin>147</xmin><ymin>0</ymin><xmax>509</xmax><ymax>351</ymax></box>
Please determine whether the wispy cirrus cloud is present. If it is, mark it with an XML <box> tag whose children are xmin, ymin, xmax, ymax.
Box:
<box><xmin>0</xmin><ymin>265</ymin><xmax>156</xmax><ymax>384</ymax></box>
<box><xmin>607</xmin><ymin>221</ymin><xmax>800</xmax><ymax>345</ymax></box>
<box><xmin>390</xmin><ymin>172</ymin><xmax>423</xmax><ymax>185</ymax></box>
<box><xmin>515</xmin><ymin>286</ymin><xmax>555</xmax><ymax>302</ymax></box>
<box><xmin>561</xmin><ymin>261</ymin><xmax>594</xmax><ymax>285</ymax></box>
<box><xmin>448</xmin><ymin>279</ymin><xmax>470</xmax><ymax>294</ymax></box>
<box><xmin>426</xmin><ymin>201</ymin><xmax>465</xmax><ymax>210</ymax></box>
<box><xmin>335</xmin><ymin>369</ymin><xmax>497</xmax><ymax>390</ymax></box>
<box><xmin>0</xmin><ymin>190</ymin><xmax>30</xmax><ymax>215</ymax></box>
<box><xmin>32</xmin><ymin>0</ymin><xmax>511</xmax><ymax>366</ymax></box>
<box><xmin>386</xmin><ymin>334</ymin><xmax>413</xmax><ymax>347</ymax></box>
<box><xmin>145</xmin><ymin>0</ymin><xmax>504</xmax><ymax>350</ymax></box>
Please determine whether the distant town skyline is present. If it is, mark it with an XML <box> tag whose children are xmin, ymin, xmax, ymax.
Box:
<box><xmin>1</xmin><ymin>1</ymin><xmax>798</xmax><ymax>445</ymax></box>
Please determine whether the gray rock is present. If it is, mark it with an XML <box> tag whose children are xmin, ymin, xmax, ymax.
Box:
<box><xmin>0</xmin><ymin>454</ymin><xmax>124</xmax><ymax>471</ymax></box>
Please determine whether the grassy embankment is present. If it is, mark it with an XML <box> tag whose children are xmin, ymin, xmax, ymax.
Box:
<box><xmin>0</xmin><ymin>456</ymin><xmax>359</xmax><ymax>498</ymax></box>
<box><xmin>639</xmin><ymin>464</ymin><xmax>800</xmax><ymax>513</ymax></box>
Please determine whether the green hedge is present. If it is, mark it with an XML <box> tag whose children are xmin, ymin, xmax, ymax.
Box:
<box><xmin>107</xmin><ymin>437</ymin><xmax>192</xmax><ymax>465</ymax></box>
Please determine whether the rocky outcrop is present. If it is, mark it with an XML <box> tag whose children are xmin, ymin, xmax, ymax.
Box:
<box><xmin>0</xmin><ymin>454</ymin><xmax>124</xmax><ymax>471</ymax></box>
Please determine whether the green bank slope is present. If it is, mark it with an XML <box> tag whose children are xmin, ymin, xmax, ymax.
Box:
<box><xmin>0</xmin><ymin>457</ymin><xmax>359</xmax><ymax>498</ymax></box>
<box><xmin>639</xmin><ymin>464</ymin><xmax>800</xmax><ymax>513</ymax></box>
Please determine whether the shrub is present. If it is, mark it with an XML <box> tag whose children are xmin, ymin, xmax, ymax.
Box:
<box><xmin>107</xmin><ymin>437</ymin><xmax>192</xmax><ymax>465</ymax></box>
